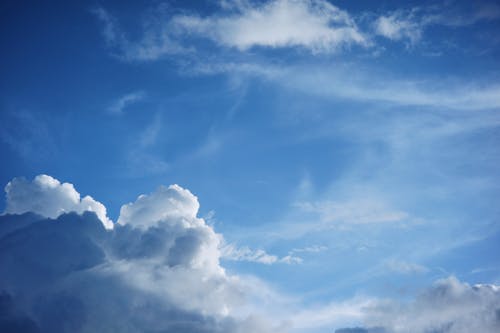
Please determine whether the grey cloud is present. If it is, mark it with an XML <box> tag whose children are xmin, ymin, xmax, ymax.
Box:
<box><xmin>357</xmin><ymin>276</ymin><xmax>500</xmax><ymax>333</ymax></box>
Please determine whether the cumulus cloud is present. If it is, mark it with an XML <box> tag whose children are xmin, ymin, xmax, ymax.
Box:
<box><xmin>362</xmin><ymin>276</ymin><xmax>500</xmax><ymax>333</ymax></box>
<box><xmin>3</xmin><ymin>175</ymin><xmax>113</xmax><ymax>229</ymax></box>
<box><xmin>2</xmin><ymin>175</ymin><xmax>499</xmax><ymax>333</ymax></box>
<box><xmin>299</xmin><ymin>277</ymin><xmax>500</xmax><ymax>333</ymax></box>
<box><xmin>174</xmin><ymin>0</ymin><xmax>367</xmax><ymax>53</ymax></box>
<box><xmin>0</xmin><ymin>175</ymin><xmax>287</xmax><ymax>332</ymax></box>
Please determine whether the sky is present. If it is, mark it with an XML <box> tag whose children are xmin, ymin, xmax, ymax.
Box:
<box><xmin>0</xmin><ymin>0</ymin><xmax>500</xmax><ymax>332</ymax></box>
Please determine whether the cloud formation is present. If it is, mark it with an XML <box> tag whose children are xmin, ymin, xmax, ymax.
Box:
<box><xmin>3</xmin><ymin>175</ymin><xmax>113</xmax><ymax>229</ymax></box>
<box><xmin>0</xmin><ymin>175</ymin><xmax>286</xmax><ymax>333</ymax></box>
<box><xmin>374</xmin><ymin>12</ymin><xmax>421</xmax><ymax>45</ymax></box>
<box><xmin>1</xmin><ymin>175</ymin><xmax>499</xmax><ymax>333</ymax></box>
<box><xmin>363</xmin><ymin>276</ymin><xmax>500</xmax><ymax>333</ymax></box>
<box><xmin>94</xmin><ymin>0</ymin><xmax>367</xmax><ymax>61</ymax></box>
<box><xmin>174</xmin><ymin>0</ymin><xmax>367</xmax><ymax>53</ymax></box>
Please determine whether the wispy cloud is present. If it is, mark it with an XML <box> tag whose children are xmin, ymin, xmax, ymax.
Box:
<box><xmin>294</xmin><ymin>199</ymin><xmax>410</xmax><ymax>226</ymax></box>
<box><xmin>93</xmin><ymin>7</ymin><xmax>188</xmax><ymax>61</ymax></box>
<box><xmin>107</xmin><ymin>91</ymin><xmax>146</xmax><ymax>114</ymax></box>
<box><xmin>221</xmin><ymin>243</ymin><xmax>302</xmax><ymax>264</ymax></box>
<box><xmin>374</xmin><ymin>11</ymin><xmax>422</xmax><ymax>45</ymax></box>
<box><xmin>384</xmin><ymin>259</ymin><xmax>429</xmax><ymax>275</ymax></box>
<box><xmin>173</xmin><ymin>0</ymin><xmax>368</xmax><ymax>53</ymax></box>
<box><xmin>290</xmin><ymin>245</ymin><xmax>328</xmax><ymax>254</ymax></box>
<box><xmin>372</xmin><ymin>3</ymin><xmax>500</xmax><ymax>46</ymax></box>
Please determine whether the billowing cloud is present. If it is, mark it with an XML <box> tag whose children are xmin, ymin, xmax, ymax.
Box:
<box><xmin>365</xmin><ymin>276</ymin><xmax>500</xmax><ymax>333</ymax></box>
<box><xmin>0</xmin><ymin>175</ymin><xmax>286</xmax><ymax>332</ymax></box>
<box><xmin>3</xmin><ymin>175</ymin><xmax>113</xmax><ymax>229</ymax></box>
<box><xmin>173</xmin><ymin>0</ymin><xmax>367</xmax><ymax>53</ymax></box>
<box><xmin>334</xmin><ymin>276</ymin><xmax>500</xmax><ymax>333</ymax></box>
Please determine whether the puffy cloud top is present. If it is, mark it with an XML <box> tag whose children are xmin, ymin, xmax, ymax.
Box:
<box><xmin>4</xmin><ymin>175</ymin><xmax>113</xmax><ymax>229</ymax></box>
<box><xmin>117</xmin><ymin>184</ymin><xmax>200</xmax><ymax>228</ymax></box>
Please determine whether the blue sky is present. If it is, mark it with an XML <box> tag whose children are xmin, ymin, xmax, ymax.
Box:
<box><xmin>1</xmin><ymin>1</ymin><xmax>500</xmax><ymax>332</ymax></box>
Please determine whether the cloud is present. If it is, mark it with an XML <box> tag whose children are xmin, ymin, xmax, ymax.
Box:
<box><xmin>94</xmin><ymin>1</ymin><xmax>367</xmax><ymax>60</ymax></box>
<box><xmin>0</xmin><ymin>176</ymin><xmax>287</xmax><ymax>332</ymax></box>
<box><xmin>374</xmin><ymin>12</ymin><xmax>421</xmax><ymax>45</ymax></box>
<box><xmin>290</xmin><ymin>245</ymin><xmax>328</xmax><ymax>254</ymax></box>
<box><xmin>93</xmin><ymin>7</ymin><xmax>188</xmax><ymax>62</ymax></box>
<box><xmin>362</xmin><ymin>276</ymin><xmax>500</xmax><ymax>333</ymax></box>
<box><xmin>372</xmin><ymin>3</ymin><xmax>500</xmax><ymax>45</ymax></box>
<box><xmin>173</xmin><ymin>0</ymin><xmax>367</xmax><ymax>53</ymax></box>
<box><xmin>292</xmin><ymin>276</ymin><xmax>500</xmax><ymax>333</ymax></box>
<box><xmin>3</xmin><ymin>175</ymin><xmax>113</xmax><ymax>229</ymax></box>
<box><xmin>1</xmin><ymin>176</ymin><xmax>499</xmax><ymax>333</ymax></box>
<box><xmin>187</xmin><ymin>60</ymin><xmax>500</xmax><ymax>111</ymax></box>
<box><xmin>294</xmin><ymin>199</ymin><xmax>409</xmax><ymax>226</ymax></box>
<box><xmin>107</xmin><ymin>91</ymin><xmax>145</xmax><ymax>114</ymax></box>
<box><xmin>384</xmin><ymin>259</ymin><xmax>429</xmax><ymax>275</ymax></box>
<box><xmin>221</xmin><ymin>243</ymin><xmax>302</xmax><ymax>264</ymax></box>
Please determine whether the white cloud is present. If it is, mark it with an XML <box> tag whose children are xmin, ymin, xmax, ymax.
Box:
<box><xmin>118</xmin><ymin>184</ymin><xmax>199</xmax><ymax>227</ymax></box>
<box><xmin>108</xmin><ymin>91</ymin><xmax>145</xmax><ymax>114</ymax></box>
<box><xmin>295</xmin><ymin>199</ymin><xmax>409</xmax><ymax>225</ymax></box>
<box><xmin>116</xmin><ymin>183</ymin><xmax>224</xmax><ymax>275</ymax></box>
<box><xmin>221</xmin><ymin>243</ymin><xmax>302</xmax><ymax>264</ymax></box>
<box><xmin>372</xmin><ymin>3</ymin><xmax>500</xmax><ymax>45</ymax></box>
<box><xmin>174</xmin><ymin>0</ymin><xmax>367</xmax><ymax>53</ymax></box>
<box><xmin>3</xmin><ymin>174</ymin><xmax>113</xmax><ymax>229</ymax></box>
<box><xmin>187</xmin><ymin>60</ymin><xmax>500</xmax><ymax>111</ymax></box>
<box><xmin>384</xmin><ymin>259</ymin><xmax>429</xmax><ymax>275</ymax></box>
<box><xmin>374</xmin><ymin>13</ymin><xmax>421</xmax><ymax>45</ymax></box>
<box><xmin>290</xmin><ymin>245</ymin><xmax>328</xmax><ymax>254</ymax></box>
